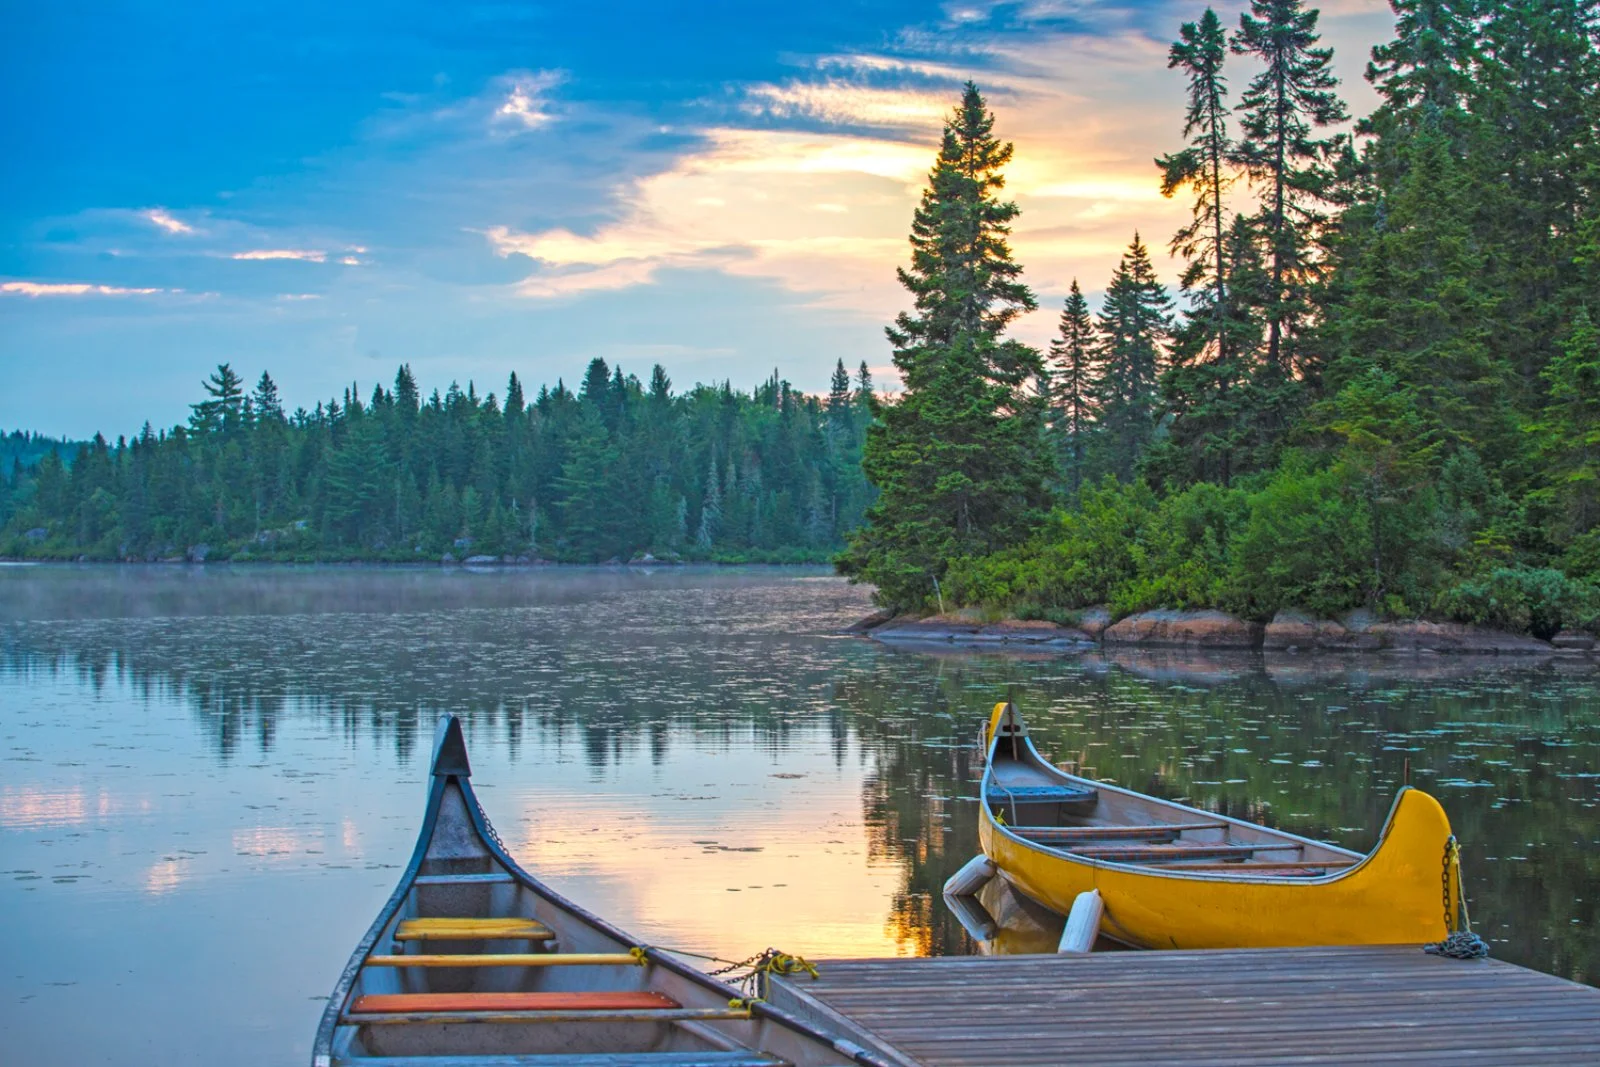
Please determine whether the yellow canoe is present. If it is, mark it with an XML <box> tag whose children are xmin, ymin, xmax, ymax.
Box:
<box><xmin>978</xmin><ymin>701</ymin><xmax>1459</xmax><ymax>950</ymax></box>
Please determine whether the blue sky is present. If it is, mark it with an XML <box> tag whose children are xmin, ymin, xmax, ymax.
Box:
<box><xmin>1</xmin><ymin>1</ymin><xmax>1392</xmax><ymax>437</ymax></box>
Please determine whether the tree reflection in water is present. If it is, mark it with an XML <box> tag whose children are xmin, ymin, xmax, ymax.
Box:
<box><xmin>2</xmin><ymin>570</ymin><xmax>1596</xmax><ymax>984</ymax></box>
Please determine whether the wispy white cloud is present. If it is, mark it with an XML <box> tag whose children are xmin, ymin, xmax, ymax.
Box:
<box><xmin>231</xmin><ymin>249</ymin><xmax>328</xmax><ymax>262</ymax></box>
<box><xmin>494</xmin><ymin>70</ymin><xmax>563</xmax><ymax>130</ymax></box>
<box><xmin>2</xmin><ymin>280</ymin><xmax>169</xmax><ymax>297</ymax></box>
<box><xmin>143</xmin><ymin>208</ymin><xmax>195</xmax><ymax>235</ymax></box>
<box><xmin>742</xmin><ymin>80</ymin><xmax>952</xmax><ymax>131</ymax></box>
<box><xmin>482</xmin><ymin>126</ymin><xmax>927</xmax><ymax>310</ymax></box>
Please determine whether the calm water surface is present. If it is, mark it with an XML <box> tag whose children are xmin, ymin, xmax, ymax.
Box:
<box><xmin>1</xmin><ymin>564</ymin><xmax>1597</xmax><ymax>1065</ymax></box>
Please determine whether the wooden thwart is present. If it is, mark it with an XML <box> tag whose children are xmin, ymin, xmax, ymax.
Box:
<box><xmin>351</xmin><ymin>991</ymin><xmax>678</xmax><ymax>1014</ymax></box>
<box><xmin>332</xmin><ymin>1054</ymin><xmax>784</xmax><ymax>1067</ymax></box>
<box><xmin>1065</xmin><ymin>843</ymin><xmax>1304</xmax><ymax>863</ymax></box>
<box><xmin>1015</xmin><ymin>822</ymin><xmax>1226</xmax><ymax>841</ymax></box>
<box><xmin>366</xmin><ymin>952</ymin><xmax>640</xmax><ymax>968</ymax></box>
<box><xmin>1011</xmin><ymin>825</ymin><xmax>1222</xmax><ymax>838</ymax></box>
<box><xmin>346</xmin><ymin>1007</ymin><xmax>752</xmax><ymax>1027</ymax></box>
<box><xmin>1173</xmin><ymin>860</ymin><xmax>1360</xmax><ymax>871</ymax></box>
<box><xmin>395</xmin><ymin>917</ymin><xmax>553</xmax><ymax>942</ymax></box>
<box><xmin>413</xmin><ymin>872</ymin><xmax>516</xmax><ymax>885</ymax></box>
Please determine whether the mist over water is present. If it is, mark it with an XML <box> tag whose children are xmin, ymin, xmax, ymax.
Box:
<box><xmin>1</xmin><ymin>565</ymin><xmax>1596</xmax><ymax>1065</ymax></box>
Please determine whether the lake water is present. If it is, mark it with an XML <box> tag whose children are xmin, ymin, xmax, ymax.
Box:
<box><xmin>1</xmin><ymin>564</ymin><xmax>1596</xmax><ymax>1065</ymax></box>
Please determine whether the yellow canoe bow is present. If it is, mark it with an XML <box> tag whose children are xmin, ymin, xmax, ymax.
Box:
<box><xmin>978</xmin><ymin>701</ymin><xmax>1459</xmax><ymax>950</ymax></box>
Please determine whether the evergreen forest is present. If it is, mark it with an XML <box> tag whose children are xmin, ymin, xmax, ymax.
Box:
<box><xmin>6</xmin><ymin>0</ymin><xmax>1600</xmax><ymax>642</ymax></box>
<box><xmin>0</xmin><ymin>360</ymin><xmax>875</xmax><ymax>563</ymax></box>
<box><xmin>839</xmin><ymin>0</ymin><xmax>1600</xmax><ymax>639</ymax></box>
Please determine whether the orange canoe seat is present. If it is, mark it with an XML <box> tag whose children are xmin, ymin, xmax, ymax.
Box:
<box><xmin>350</xmin><ymin>991</ymin><xmax>680</xmax><ymax>1014</ymax></box>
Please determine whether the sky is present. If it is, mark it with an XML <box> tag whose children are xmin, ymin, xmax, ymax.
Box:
<box><xmin>1</xmin><ymin>0</ymin><xmax>1394</xmax><ymax>438</ymax></box>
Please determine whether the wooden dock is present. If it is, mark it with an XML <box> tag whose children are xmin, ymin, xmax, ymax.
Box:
<box><xmin>769</xmin><ymin>946</ymin><xmax>1600</xmax><ymax>1066</ymax></box>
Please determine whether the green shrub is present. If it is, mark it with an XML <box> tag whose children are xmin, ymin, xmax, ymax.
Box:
<box><xmin>1111</xmin><ymin>482</ymin><xmax>1249</xmax><ymax>616</ymax></box>
<box><xmin>1434</xmin><ymin>566</ymin><xmax>1599</xmax><ymax>639</ymax></box>
<box><xmin>945</xmin><ymin>478</ymin><xmax>1155</xmax><ymax>611</ymax></box>
<box><xmin>1225</xmin><ymin>461</ymin><xmax>1370</xmax><ymax>620</ymax></box>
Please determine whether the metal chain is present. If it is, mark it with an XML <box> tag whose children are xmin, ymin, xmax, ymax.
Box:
<box><xmin>472</xmin><ymin>793</ymin><xmax>508</xmax><ymax>853</ymax></box>
<box><xmin>1423</xmin><ymin>836</ymin><xmax>1489</xmax><ymax>960</ymax></box>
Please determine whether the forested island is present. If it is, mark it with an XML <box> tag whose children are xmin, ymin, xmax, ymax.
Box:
<box><xmin>837</xmin><ymin>0</ymin><xmax>1600</xmax><ymax>643</ymax></box>
<box><xmin>0</xmin><ymin>361</ymin><xmax>874</xmax><ymax>563</ymax></box>
<box><xmin>5</xmin><ymin>0</ymin><xmax>1598</xmax><ymax>641</ymax></box>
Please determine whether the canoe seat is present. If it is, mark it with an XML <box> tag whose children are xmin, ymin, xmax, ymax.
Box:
<box><xmin>367</xmin><ymin>952</ymin><xmax>639</xmax><ymax>967</ymax></box>
<box><xmin>987</xmin><ymin>784</ymin><xmax>1097</xmax><ymax>802</ymax></box>
<box><xmin>1015</xmin><ymin>822</ymin><xmax>1226</xmax><ymax>844</ymax></box>
<box><xmin>414</xmin><ymin>872</ymin><xmax>516</xmax><ymax>885</ymax></box>
<box><xmin>395</xmin><ymin>917</ymin><xmax>553</xmax><ymax>941</ymax></box>
<box><xmin>334</xmin><ymin>1054</ymin><xmax>783</xmax><ymax>1066</ymax></box>
<box><xmin>351</xmin><ymin>991</ymin><xmax>680</xmax><ymax>1014</ymax></box>
<box><xmin>1067</xmin><ymin>843</ymin><xmax>1302</xmax><ymax>863</ymax></box>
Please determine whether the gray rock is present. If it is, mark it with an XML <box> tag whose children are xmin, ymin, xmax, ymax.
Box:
<box><xmin>1073</xmin><ymin>606</ymin><xmax>1112</xmax><ymax>639</ymax></box>
<box><xmin>1550</xmin><ymin>630</ymin><xmax>1595</xmax><ymax>651</ymax></box>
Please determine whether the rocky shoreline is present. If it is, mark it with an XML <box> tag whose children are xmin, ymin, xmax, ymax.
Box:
<box><xmin>857</xmin><ymin>606</ymin><xmax>1597</xmax><ymax>655</ymax></box>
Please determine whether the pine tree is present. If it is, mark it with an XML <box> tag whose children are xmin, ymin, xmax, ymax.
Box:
<box><xmin>648</xmin><ymin>364</ymin><xmax>672</xmax><ymax>404</ymax></box>
<box><xmin>1326</xmin><ymin>120</ymin><xmax>1507</xmax><ymax>460</ymax></box>
<box><xmin>1231</xmin><ymin>0</ymin><xmax>1349</xmax><ymax>379</ymax></box>
<box><xmin>1539</xmin><ymin>306</ymin><xmax>1600</xmax><ymax>540</ymax></box>
<box><xmin>504</xmin><ymin>372</ymin><xmax>525</xmax><ymax>419</ymax></box>
<box><xmin>855</xmin><ymin>361</ymin><xmax>874</xmax><ymax>404</ymax></box>
<box><xmin>1361</xmin><ymin>0</ymin><xmax>1478</xmax><ymax>182</ymax></box>
<box><xmin>1047</xmin><ymin>281</ymin><xmax>1099</xmax><ymax>492</ymax></box>
<box><xmin>1095</xmin><ymin>234</ymin><xmax>1173</xmax><ymax>482</ymax></box>
<box><xmin>1159</xmin><ymin>7</ymin><xmax>1233</xmax><ymax>337</ymax></box>
<box><xmin>1155</xmin><ymin>7</ymin><xmax>1255</xmax><ymax>486</ymax></box>
<box><xmin>826</xmin><ymin>359</ymin><xmax>852</xmax><ymax>428</ymax></box>
<box><xmin>251</xmin><ymin>372</ymin><xmax>285</xmax><ymax>423</ymax></box>
<box><xmin>695</xmin><ymin>453</ymin><xmax>720</xmax><ymax>552</ymax></box>
<box><xmin>189</xmin><ymin>364</ymin><xmax>246</xmax><ymax>435</ymax></box>
<box><xmin>838</xmin><ymin>83</ymin><xmax>1054</xmax><ymax>609</ymax></box>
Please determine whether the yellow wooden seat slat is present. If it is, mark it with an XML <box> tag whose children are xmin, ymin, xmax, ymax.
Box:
<box><xmin>367</xmin><ymin>952</ymin><xmax>641</xmax><ymax>968</ymax></box>
<box><xmin>395</xmin><ymin>917</ymin><xmax>553</xmax><ymax>941</ymax></box>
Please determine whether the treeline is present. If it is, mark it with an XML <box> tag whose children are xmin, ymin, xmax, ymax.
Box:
<box><xmin>0</xmin><ymin>359</ymin><xmax>876</xmax><ymax>563</ymax></box>
<box><xmin>844</xmin><ymin>0</ymin><xmax>1600</xmax><ymax>637</ymax></box>
<box><xmin>1</xmin><ymin>430</ymin><xmax>83</xmax><ymax>474</ymax></box>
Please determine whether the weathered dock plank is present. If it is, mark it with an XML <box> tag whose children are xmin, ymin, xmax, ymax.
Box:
<box><xmin>768</xmin><ymin>946</ymin><xmax>1600</xmax><ymax>1066</ymax></box>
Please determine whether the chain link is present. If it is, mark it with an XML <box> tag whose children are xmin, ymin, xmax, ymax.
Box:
<box><xmin>1424</xmin><ymin>836</ymin><xmax>1489</xmax><ymax>960</ymax></box>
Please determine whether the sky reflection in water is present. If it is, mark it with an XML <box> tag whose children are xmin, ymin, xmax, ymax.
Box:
<box><xmin>0</xmin><ymin>564</ymin><xmax>1597</xmax><ymax>1066</ymax></box>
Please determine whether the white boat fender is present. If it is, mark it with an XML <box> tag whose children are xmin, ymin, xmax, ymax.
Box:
<box><xmin>943</xmin><ymin>890</ymin><xmax>998</xmax><ymax>943</ymax></box>
<box><xmin>943</xmin><ymin>854</ymin><xmax>996</xmax><ymax>897</ymax></box>
<box><xmin>1058</xmin><ymin>888</ymin><xmax>1104</xmax><ymax>954</ymax></box>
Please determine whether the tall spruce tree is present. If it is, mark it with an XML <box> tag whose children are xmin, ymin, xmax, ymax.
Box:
<box><xmin>1047</xmin><ymin>281</ymin><xmax>1099</xmax><ymax>492</ymax></box>
<box><xmin>1361</xmin><ymin>0</ymin><xmax>1478</xmax><ymax>182</ymax></box>
<box><xmin>838</xmin><ymin>83</ymin><xmax>1053</xmax><ymax>608</ymax></box>
<box><xmin>1154</xmin><ymin>7</ymin><xmax>1254</xmax><ymax>485</ymax></box>
<box><xmin>1095</xmin><ymin>235</ymin><xmax>1173</xmax><ymax>482</ymax></box>
<box><xmin>1230</xmin><ymin>0</ymin><xmax>1349</xmax><ymax>382</ymax></box>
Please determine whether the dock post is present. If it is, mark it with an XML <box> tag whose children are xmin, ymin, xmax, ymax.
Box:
<box><xmin>1058</xmin><ymin>889</ymin><xmax>1103</xmax><ymax>954</ymax></box>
